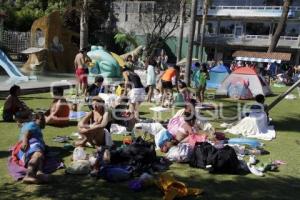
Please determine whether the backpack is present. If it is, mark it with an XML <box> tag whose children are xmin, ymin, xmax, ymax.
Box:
<box><xmin>110</xmin><ymin>137</ymin><xmax>157</xmax><ymax>173</ymax></box>
<box><xmin>209</xmin><ymin>145</ymin><xmax>240</xmax><ymax>174</ymax></box>
<box><xmin>189</xmin><ymin>142</ymin><xmax>217</xmax><ymax>169</ymax></box>
<box><xmin>189</xmin><ymin>142</ymin><xmax>240</xmax><ymax>174</ymax></box>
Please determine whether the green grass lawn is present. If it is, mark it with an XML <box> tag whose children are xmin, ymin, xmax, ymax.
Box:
<box><xmin>0</xmin><ymin>87</ymin><xmax>300</xmax><ymax>200</ymax></box>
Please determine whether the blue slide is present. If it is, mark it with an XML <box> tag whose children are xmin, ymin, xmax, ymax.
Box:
<box><xmin>0</xmin><ymin>49</ymin><xmax>28</xmax><ymax>81</ymax></box>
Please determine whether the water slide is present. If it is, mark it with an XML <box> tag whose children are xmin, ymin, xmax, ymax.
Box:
<box><xmin>0</xmin><ymin>49</ymin><xmax>28</xmax><ymax>81</ymax></box>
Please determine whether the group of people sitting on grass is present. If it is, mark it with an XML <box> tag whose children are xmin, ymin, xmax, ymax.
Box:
<box><xmin>2</xmin><ymin>57</ymin><xmax>272</xmax><ymax>184</ymax></box>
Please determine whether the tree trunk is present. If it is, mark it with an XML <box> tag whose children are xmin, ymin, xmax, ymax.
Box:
<box><xmin>177</xmin><ymin>0</ymin><xmax>186</xmax><ymax>63</ymax></box>
<box><xmin>185</xmin><ymin>0</ymin><xmax>197</xmax><ymax>86</ymax></box>
<box><xmin>268</xmin><ymin>0</ymin><xmax>292</xmax><ymax>53</ymax></box>
<box><xmin>200</xmin><ymin>0</ymin><xmax>209</xmax><ymax>62</ymax></box>
<box><xmin>80</xmin><ymin>0</ymin><xmax>89</xmax><ymax>49</ymax></box>
<box><xmin>267</xmin><ymin>78</ymin><xmax>300</xmax><ymax>112</ymax></box>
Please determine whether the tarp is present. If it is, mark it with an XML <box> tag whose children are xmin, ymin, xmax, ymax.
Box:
<box><xmin>233</xmin><ymin>50</ymin><xmax>291</xmax><ymax>64</ymax></box>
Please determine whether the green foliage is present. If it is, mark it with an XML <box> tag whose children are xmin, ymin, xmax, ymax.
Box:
<box><xmin>2</xmin><ymin>0</ymin><xmax>70</xmax><ymax>31</ymax></box>
<box><xmin>114</xmin><ymin>31</ymin><xmax>139</xmax><ymax>49</ymax></box>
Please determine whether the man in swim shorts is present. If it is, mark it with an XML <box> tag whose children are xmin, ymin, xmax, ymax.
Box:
<box><xmin>74</xmin><ymin>47</ymin><xmax>91</xmax><ymax>95</ymax></box>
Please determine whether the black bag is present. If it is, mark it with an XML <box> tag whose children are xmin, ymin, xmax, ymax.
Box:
<box><xmin>189</xmin><ymin>142</ymin><xmax>240</xmax><ymax>174</ymax></box>
<box><xmin>110</xmin><ymin>137</ymin><xmax>157</xmax><ymax>173</ymax></box>
<box><xmin>209</xmin><ymin>145</ymin><xmax>240</xmax><ymax>174</ymax></box>
<box><xmin>189</xmin><ymin>142</ymin><xmax>216</xmax><ymax>169</ymax></box>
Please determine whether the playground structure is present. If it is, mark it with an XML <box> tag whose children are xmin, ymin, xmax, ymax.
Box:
<box><xmin>22</xmin><ymin>11</ymin><xmax>78</xmax><ymax>74</ymax></box>
<box><xmin>0</xmin><ymin>49</ymin><xmax>28</xmax><ymax>81</ymax></box>
<box><xmin>87</xmin><ymin>45</ymin><xmax>145</xmax><ymax>83</ymax></box>
<box><xmin>87</xmin><ymin>46</ymin><xmax>122</xmax><ymax>79</ymax></box>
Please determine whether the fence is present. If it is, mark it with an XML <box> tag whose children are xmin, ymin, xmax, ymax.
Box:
<box><xmin>0</xmin><ymin>30</ymin><xmax>31</xmax><ymax>53</ymax></box>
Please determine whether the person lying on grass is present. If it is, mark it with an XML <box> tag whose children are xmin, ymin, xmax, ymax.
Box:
<box><xmin>2</xmin><ymin>85</ymin><xmax>32</xmax><ymax>122</ymax></box>
<box><xmin>45</xmin><ymin>86</ymin><xmax>70</xmax><ymax>127</ymax></box>
<box><xmin>159</xmin><ymin>112</ymin><xmax>197</xmax><ymax>152</ymax></box>
<box><xmin>75</xmin><ymin>97</ymin><xmax>111</xmax><ymax>148</ymax></box>
<box><xmin>15</xmin><ymin>112</ymin><xmax>49</xmax><ymax>184</ymax></box>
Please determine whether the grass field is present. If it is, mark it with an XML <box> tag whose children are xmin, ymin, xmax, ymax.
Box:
<box><xmin>0</xmin><ymin>87</ymin><xmax>299</xmax><ymax>200</ymax></box>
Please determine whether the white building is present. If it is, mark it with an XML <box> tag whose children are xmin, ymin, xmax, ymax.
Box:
<box><xmin>113</xmin><ymin>0</ymin><xmax>300</xmax><ymax>64</ymax></box>
<box><xmin>196</xmin><ymin>0</ymin><xmax>300</xmax><ymax>64</ymax></box>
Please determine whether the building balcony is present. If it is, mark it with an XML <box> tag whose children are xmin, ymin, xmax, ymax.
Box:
<box><xmin>197</xmin><ymin>6</ymin><xmax>300</xmax><ymax>19</ymax></box>
<box><xmin>196</xmin><ymin>34</ymin><xmax>300</xmax><ymax>49</ymax></box>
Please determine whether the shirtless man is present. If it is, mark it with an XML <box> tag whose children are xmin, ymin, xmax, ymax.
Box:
<box><xmin>74</xmin><ymin>47</ymin><xmax>91</xmax><ymax>95</ymax></box>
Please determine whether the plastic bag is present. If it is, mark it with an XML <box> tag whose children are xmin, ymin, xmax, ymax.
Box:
<box><xmin>73</xmin><ymin>147</ymin><xmax>87</xmax><ymax>161</ymax></box>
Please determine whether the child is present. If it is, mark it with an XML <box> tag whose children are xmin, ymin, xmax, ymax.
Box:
<box><xmin>125</xmin><ymin>55</ymin><xmax>135</xmax><ymax>70</ymax></box>
<box><xmin>197</xmin><ymin>63</ymin><xmax>210</xmax><ymax>103</ymax></box>
<box><xmin>13</xmin><ymin>112</ymin><xmax>48</xmax><ymax>184</ymax></box>
<box><xmin>178</xmin><ymin>80</ymin><xmax>191</xmax><ymax>102</ymax></box>
<box><xmin>2</xmin><ymin>85</ymin><xmax>32</xmax><ymax>122</ymax></box>
<box><xmin>85</xmin><ymin>76</ymin><xmax>105</xmax><ymax>110</ymax></box>
<box><xmin>250</xmin><ymin>94</ymin><xmax>269</xmax><ymax>117</ymax></box>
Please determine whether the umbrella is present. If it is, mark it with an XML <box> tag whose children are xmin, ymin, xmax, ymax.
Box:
<box><xmin>176</xmin><ymin>58</ymin><xmax>199</xmax><ymax>66</ymax></box>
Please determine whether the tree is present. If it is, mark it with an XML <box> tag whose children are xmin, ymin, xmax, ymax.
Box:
<box><xmin>185</xmin><ymin>0</ymin><xmax>197</xmax><ymax>85</ymax></box>
<box><xmin>177</xmin><ymin>0</ymin><xmax>186</xmax><ymax>63</ymax></box>
<box><xmin>114</xmin><ymin>31</ymin><xmax>139</xmax><ymax>49</ymax></box>
<box><xmin>2</xmin><ymin>0</ymin><xmax>69</xmax><ymax>31</ymax></box>
<box><xmin>140</xmin><ymin>0</ymin><xmax>180</xmax><ymax>57</ymax></box>
<box><xmin>63</xmin><ymin>0</ymin><xmax>112</xmax><ymax>47</ymax></box>
<box><xmin>268</xmin><ymin>0</ymin><xmax>293</xmax><ymax>53</ymax></box>
<box><xmin>199</xmin><ymin>0</ymin><xmax>212</xmax><ymax>62</ymax></box>
<box><xmin>80</xmin><ymin>0</ymin><xmax>88</xmax><ymax>49</ymax></box>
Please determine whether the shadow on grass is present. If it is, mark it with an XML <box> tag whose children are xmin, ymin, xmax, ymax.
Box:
<box><xmin>0</xmin><ymin>172</ymin><xmax>299</xmax><ymax>200</ymax></box>
<box><xmin>272</xmin><ymin>114</ymin><xmax>300</xmax><ymax>132</ymax></box>
<box><xmin>46</xmin><ymin>121</ymin><xmax>78</xmax><ymax>128</ymax></box>
<box><xmin>19</xmin><ymin>96</ymin><xmax>53</xmax><ymax>100</ymax></box>
<box><xmin>46</xmin><ymin>146</ymin><xmax>73</xmax><ymax>160</ymax></box>
<box><xmin>177</xmin><ymin>173</ymin><xmax>300</xmax><ymax>200</ymax></box>
<box><xmin>139</xmin><ymin>111</ymin><xmax>150</xmax><ymax>116</ymax></box>
<box><xmin>0</xmin><ymin>151</ymin><xmax>10</xmax><ymax>158</ymax></box>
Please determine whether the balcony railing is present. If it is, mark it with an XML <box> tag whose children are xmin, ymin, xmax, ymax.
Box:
<box><xmin>201</xmin><ymin>34</ymin><xmax>300</xmax><ymax>48</ymax></box>
<box><xmin>198</xmin><ymin>6</ymin><xmax>300</xmax><ymax>11</ymax></box>
<box><xmin>197</xmin><ymin>6</ymin><xmax>300</xmax><ymax>18</ymax></box>
<box><xmin>245</xmin><ymin>35</ymin><xmax>269</xmax><ymax>40</ymax></box>
<box><xmin>205</xmin><ymin>34</ymin><xmax>299</xmax><ymax>40</ymax></box>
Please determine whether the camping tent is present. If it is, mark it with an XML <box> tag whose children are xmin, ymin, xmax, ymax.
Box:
<box><xmin>206</xmin><ymin>64</ymin><xmax>230</xmax><ymax>89</ymax></box>
<box><xmin>216</xmin><ymin>67</ymin><xmax>272</xmax><ymax>99</ymax></box>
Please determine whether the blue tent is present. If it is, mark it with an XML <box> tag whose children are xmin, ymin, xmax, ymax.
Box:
<box><xmin>206</xmin><ymin>64</ymin><xmax>230</xmax><ymax>89</ymax></box>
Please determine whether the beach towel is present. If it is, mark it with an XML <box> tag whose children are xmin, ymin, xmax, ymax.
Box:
<box><xmin>69</xmin><ymin>111</ymin><xmax>87</xmax><ymax>120</ymax></box>
<box><xmin>8</xmin><ymin>141</ymin><xmax>64</xmax><ymax>180</ymax></box>
<box><xmin>8</xmin><ymin>151</ymin><xmax>64</xmax><ymax>181</ymax></box>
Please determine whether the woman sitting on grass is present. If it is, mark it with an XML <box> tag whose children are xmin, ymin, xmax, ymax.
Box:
<box><xmin>45</xmin><ymin>86</ymin><xmax>70</xmax><ymax>126</ymax></box>
<box><xmin>13</xmin><ymin>112</ymin><xmax>49</xmax><ymax>184</ymax></box>
<box><xmin>2</xmin><ymin>85</ymin><xmax>32</xmax><ymax>122</ymax></box>
<box><xmin>75</xmin><ymin>97</ymin><xmax>111</xmax><ymax>148</ymax></box>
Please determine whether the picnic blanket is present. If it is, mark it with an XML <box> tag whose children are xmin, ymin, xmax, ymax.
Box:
<box><xmin>8</xmin><ymin>142</ymin><xmax>64</xmax><ymax>180</ymax></box>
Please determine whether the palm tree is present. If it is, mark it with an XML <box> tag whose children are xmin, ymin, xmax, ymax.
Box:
<box><xmin>80</xmin><ymin>0</ymin><xmax>88</xmax><ymax>49</ymax></box>
<box><xmin>177</xmin><ymin>0</ymin><xmax>186</xmax><ymax>63</ymax></box>
<box><xmin>185</xmin><ymin>0</ymin><xmax>197</xmax><ymax>85</ymax></box>
<box><xmin>199</xmin><ymin>0</ymin><xmax>212</xmax><ymax>62</ymax></box>
<box><xmin>268</xmin><ymin>0</ymin><xmax>293</xmax><ymax>53</ymax></box>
